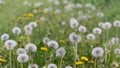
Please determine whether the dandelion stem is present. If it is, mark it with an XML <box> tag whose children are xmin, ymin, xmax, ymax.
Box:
<box><xmin>94</xmin><ymin>58</ymin><xmax>97</xmax><ymax>68</ymax></box>
<box><xmin>9</xmin><ymin>50</ymin><xmax>12</xmax><ymax>68</ymax></box>
<box><xmin>59</xmin><ymin>58</ymin><xmax>63</xmax><ymax>68</ymax></box>
<box><xmin>21</xmin><ymin>63</ymin><xmax>23</xmax><ymax>68</ymax></box>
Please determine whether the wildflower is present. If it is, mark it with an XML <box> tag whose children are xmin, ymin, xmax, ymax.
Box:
<box><xmin>41</xmin><ymin>47</ymin><xmax>48</xmax><ymax>51</ymax></box>
<box><xmin>43</xmin><ymin>37</ymin><xmax>50</xmax><ymax>44</ymax></box>
<box><xmin>56</xmin><ymin>47</ymin><xmax>66</xmax><ymax>58</ymax></box>
<box><xmin>92</xmin><ymin>27</ymin><xmax>102</xmax><ymax>34</ymax></box>
<box><xmin>4</xmin><ymin>40</ymin><xmax>17</xmax><ymax>50</ymax></box>
<box><xmin>76</xmin><ymin>61</ymin><xmax>83</xmax><ymax>65</ymax></box>
<box><xmin>86</xmin><ymin>34</ymin><xmax>95</xmax><ymax>40</ymax></box>
<box><xmin>25</xmin><ymin>17</ymin><xmax>31</xmax><ymax>21</ymax></box>
<box><xmin>81</xmin><ymin>56</ymin><xmax>88</xmax><ymax>61</ymax></box>
<box><xmin>114</xmin><ymin>48</ymin><xmax>120</xmax><ymax>55</ymax></box>
<box><xmin>16</xmin><ymin>48</ymin><xmax>26</xmax><ymax>55</ymax></box>
<box><xmin>97</xmin><ymin>12</ymin><xmax>104</xmax><ymax>18</ymax></box>
<box><xmin>113</xmin><ymin>20</ymin><xmax>120</xmax><ymax>27</ymax></box>
<box><xmin>111</xmin><ymin>62</ymin><xmax>119</xmax><ymax>68</ymax></box>
<box><xmin>12</xmin><ymin>27</ymin><xmax>21</xmax><ymax>34</ymax></box>
<box><xmin>70</xmin><ymin>18</ymin><xmax>79</xmax><ymax>28</ymax></box>
<box><xmin>19</xmin><ymin>36</ymin><xmax>26</xmax><ymax>40</ymax></box>
<box><xmin>47</xmin><ymin>40</ymin><xmax>59</xmax><ymax>49</ymax></box>
<box><xmin>18</xmin><ymin>17</ymin><xmax>23</xmax><ymax>21</ymax></box>
<box><xmin>27</xmin><ymin>13</ymin><xmax>34</xmax><ymax>17</ymax></box>
<box><xmin>102</xmin><ymin>22</ymin><xmax>112</xmax><ymax>29</ymax></box>
<box><xmin>59</xmin><ymin>40</ymin><xmax>65</xmax><ymax>44</ymax></box>
<box><xmin>25</xmin><ymin>43</ymin><xmax>37</xmax><ymax>52</ymax></box>
<box><xmin>47</xmin><ymin>63</ymin><xmax>57</xmax><ymax>68</ymax></box>
<box><xmin>92</xmin><ymin>47</ymin><xmax>104</xmax><ymax>57</ymax></box>
<box><xmin>40</xmin><ymin>17</ymin><xmax>46</xmax><ymax>22</ymax></box>
<box><xmin>61</xmin><ymin>21</ymin><xmax>66</xmax><ymax>26</ymax></box>
<box><xmin>88</xmin><ymin>60</ymin><xmax>94</xmax><ymax>63</ymax></box>
<box><xmin>98</xmin><ymin>22</ymin><xmax>104</xmax><ymax>27</ymax></box>
<box><xmin>1</xmin><ymin>33</ymin><xmax>9</xmax><ymax>41</ymax></box>
<box><xmin>69</xmin><ymin>32</ymin><xmax>81</xmax><ymax>43</ymax></box>
<box><xmin>34</xmin><ymin>2</ymin><xmax>42</xmax><ymax>8</ymax></box>
<box><xmin>23</xmin><ymin>13</ymin><xmax>28</xmax><ymax>17</ymax></box>
<box><xmin>78</xmin><ymin>25</ymin><xmax>87</xmax><ymax>33</ymax></box>
<box><xmin>65</xmin><ymin>66</ymin><xmax>72</xmax><ymax>68</ymax></box>
<box><xmin>35</xmin><ymin>19</ymin><xmax>40</xmax><ymax>24</ymax></box>
<box><xmin>17</xmin><ymin>54</ymin><xmax>29</xmax><ymax>62</ymax></box>
<box><xmin>29</xmin><ymin>22</ymin><xmax>37</xmax><ymax>28</ymax></box>
<box><xmin>28</xmin><ymin>63</ymin><xmax>38</xmax><ymax>68</ymax></box>
<box><xmin>0</xmin><ymin>58</ymin><xmax>6</xmax><ymax>62</ymax></box>
<box><xmin>24</xmin><ymin>25</ymin><xmax>33</xmax><ymax>35</ymax></box>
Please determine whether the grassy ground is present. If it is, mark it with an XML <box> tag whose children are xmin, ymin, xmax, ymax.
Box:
<box><xmin>0</xmin><ymin>0</ymin><xmax>120</xmax><ymax>68</ymax></box>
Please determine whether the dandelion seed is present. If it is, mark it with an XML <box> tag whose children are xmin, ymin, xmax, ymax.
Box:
<box><xmin>1</xmin><ymin>33</ymin><xmax>9</xmax><ymax>41</ymax></box>
<box><xmin>24</xmin><ymin>25</ymin><xmax>33</xmax><ymax>35</ymax></box>
<box><xmin>113</xmin><ymin>20</ymin><xmax>120</xmax><ymax>27</ymax></box>
<box><xmin>92</xmin><ymin>47</ymin><xmax>104</xmax><ymax>57</ymax></box>
<box><xmin>65</xmin><ymin>66</ymin><xmax>72</xmax><ymax>68</ymax></box>
<box><xmin>102</xmin><ymin>22</ymin><xmax>112</xmax><ymax>29</ymax></box>
<box><xmin>12</xmin><ymin>27</ymin><xmax>21</xmax><ymax>34</ymax></box>
<box><xmin>29</xmin><ymin>22</ymin><xmax>37</xmax><ymax>28</ymax></box>
<box><xmin>28</xmin><ymin>63</ymin><xmax>38</xmax><ymax>68</ymax></box>
<box><xmin>47</xmin><ymin>63</ymin><xmax>57</xmax><ymax>68</ymax></box>
<box><xmin>25</xmin><ymin>43</ymin><xmax>37</xmax><ymax>52</ymax></box>
<box><xmin>86</xmin><ymin>34</ymin><xmax>95</xmax><ymax>40</ymax></box>
<box><xmin>70</xmin><ymin>18</ymin><xmax>79</xmax><ymax>28</ymax></box>
<box><xmin>4</xmin><ymin>40</ymin><xmax>17</xmax><ymax>50</ymax></box>
<box><xmin>17</xmin><ymin>54</ymin><xmax>29</xmax><ymax>62</ymax></box>
<box><xmin>56</xmin><ymin>47</ymin><xmax>66</xmax><ymax>58</ymax></box>
<box><xmin>16</xmin><ymin>48</ymin><xmax>26</xmax><ymax>55</ymax></box>
<box><xmin>114</xmin><ymin>48</ymin><xmax>120</xmax><ymax>55</ymax></box>
<box><xmin>78</xmin><ymin>25</ymin><xmax>87</xmax><ymax>33</ymax></box>
<box><xmin>47</xmin><ymin>40</ymin><xmax>59</xmax><ymax>49</ymax></box>
<box><xmin>43</xmin><ymin>37</ymin><xmax>50</xmax><ymax>44</ymax></box>
<box><xmin>92</xmin><ymin>27</ymin><xmax>102</xmax><ymax>34</ymax></box>
<box><xmin>69</xmin><ymin>32</ymin><xmax>81</xmax><ymax>43</ymax></box>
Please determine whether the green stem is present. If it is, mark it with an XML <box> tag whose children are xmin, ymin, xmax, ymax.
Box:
<box><xmin>59</xmin><ymin>58</ymin><xmax>63</xmax><ymax>68</ymax></box>
<box><xmin>9</xmin><ymin>50</ymin><xmax>12</xmax><ymax>68</ymax></box>
<box><xmin>21</xmin><ymin>63</ymin><xmax>23</xmax><ymax>68</ymax></box>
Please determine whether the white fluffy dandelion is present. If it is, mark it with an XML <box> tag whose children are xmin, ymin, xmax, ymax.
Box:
<box><xmin>78</xmin><ymin>25</ymin><xmax>87</xmax><ymax>33</ymax></box>
<box><xmin>56</xmin><ymin>47</ymin><xmax>66</xmax><ymax>58</ymax></box>
<box><xmin>114</xmin><ymin>48</ymin><xmax>120</xmax><ymax>55</ymax></box>
<box><xmin>65</xmin><ymin>66</ymin><xmax>72</xmax><ymax>68</ymax></box>
<box><xmin>92</xmin><ymin>47</ymin><xmax>104</xmax><ymax>57</ymax></box>
<box><xmin>43</xmin><ymin>37</ymin><xmax>50</xmax><ymax>44</ymax></box>
<box><xmin>86</xmin><ymin>34</ymin><xmax>95</xmax><ymax>40</ymax></box>
<box><xmin>16</xmin><ymin>48</ymin><xmax>26</xmax><ymax>55</ymax></box>
<box><xmin>12</xmin><ymin>27</ymin><xmax>21</xmax><ymax>34</ymax></box>
<box><xmin>47</xmin><ymin>40</ymin><xmax>59</xmax><ymax>49</ymax></box>
<box><xmin>29</xmin><ymin>22</ymin><xmax>37</xmax><ymax>28</ymax></box>
<box><xmin>70</xmin><ymin>18</ymin><xmax>79</xmax><ymax>28</ymax></box>
<box><xmin>113</xmin><ymin>20</ymin><xmax>120</xmax><ymax>27</ymax></box>
<box><xmin>69</xmin><ymin>32</ymin><xmax>81</xmax><ymax>43</ymax></box>
<box><xmin>34</xmin><ymin>2</ymin><xmax>42</xmax><ymax>8</ymax></box>
<box><xmin>102</xmin><ymin>22</ymin><xmax>112</xmax><ymax>29</ymax></box>
<box><xmin>17</xmin><ymin>54</ymin><xmax>29</xmax><ymax>62</ymax></box>
<box><xmin>92</xmin><ymin>27</ymin><xmax>102</xmax><ymax>34</ymax></box>
<box><xmin>1</xmin><ymin>33</ymin><xmax>9</xmax><ymax>41</ymax></box>
<box><xmin>47</xmin><ymin>63</ymin><xmax>57</xmax><ymax>68</ymax></box>
<box><xmin>28</xmin><ymin>63</ymin><xmax>38</xmax><ymax>68</ymax></box>
<box><xmin>24</xmin><ymin>25</ymin><xmax>33</xmax><ymax>35</ymax></box>
<box><xmin>25</xmin><ymin>43</ymin><xmax>37</xmax><ymax>52</ymax></box>
<box><xmin>4</xmin><ymin>40</ymin><xmax>17</xmax><ymax>50</ymax></box>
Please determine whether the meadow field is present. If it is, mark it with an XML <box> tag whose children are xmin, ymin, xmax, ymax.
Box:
<box><xmin>0</xmin><ymin>0</ymin><xmax>120</xmax><ymax>68</ymax></box>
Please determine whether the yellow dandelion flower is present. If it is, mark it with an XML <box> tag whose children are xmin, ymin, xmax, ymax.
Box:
<box><xmin>76</xmin><ymin>61</ymin><xmax>83</xmax><ymax>65</ymax></box>
<box><xmin>0</xmin><ymin>58</ymin><xmax>6</xmax><ymax>62</ymax></box>
<box><xmin>23</xmin><ymin>13</ymin><xmax>28</xmax><ymax>17</ymax></box>
<box><xmin>25</xmin><ymin>17</ymin><xmax>31</xmax><ymax>21</ymax></box>
<box><xmin>35</xmin><ymin>20</ymin><xmax>40</xmax><ymax>24</ymax></box>
<box><xmin>18</xmin><ymin>17</ymin><xmax>23</xmax><ymax>21</ymax></box>
<box><xmin>81</xmin><ymin>56</ymin><xmax>88</xmax><ymax>61</ymax></box>
<box><xmin>27</xmin><ymin>13</ymin><xmax>34</xmax><ymax>17</ymax></box>
<box><xmin>41</xmin><ymin>47</ymin><xmax>48</xmax><ymax>51</ymax></box>
<box><xmin>112</xmin><ymin>62</ymin><xmax>119</xmax><ymax>68</ymax></box>
<box><xmin>59</xmin><ymin>40</ymin><xmax>65</xmax><ymax>44</ymax></box>
<box><xmin>88</xmin><ymin>60</ymin><xmax>94</xmax><ymax>64</ymax></box>
<box><xmin>2</xmin><ymin>45</ymin><xmax>6</xmax><ymax>48</ymax></box>
<box><xmin>19</xmin><ymin>36</ymin><xmax>26</xmax><ymax>40</ymax></box>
